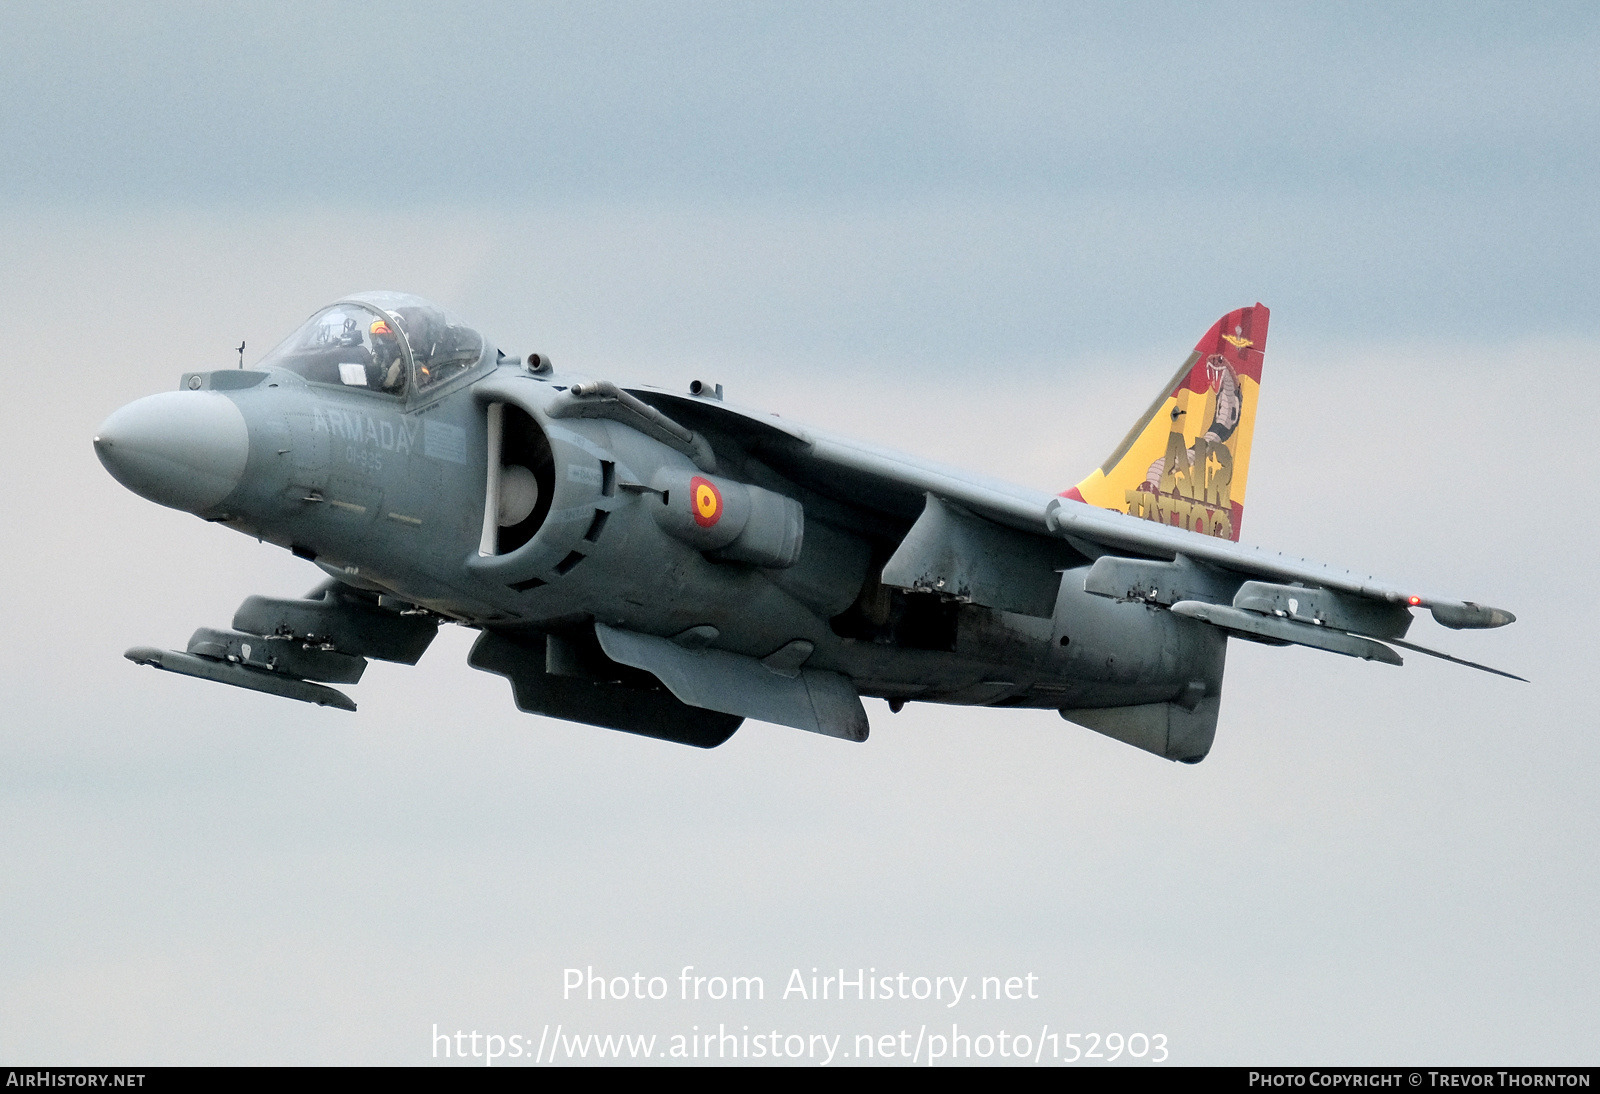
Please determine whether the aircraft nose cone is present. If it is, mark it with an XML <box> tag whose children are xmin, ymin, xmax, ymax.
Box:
<box><xmin>94</xmin><ymin>391</ymin><xmax>250</xmax><ymax>514</ymax></box>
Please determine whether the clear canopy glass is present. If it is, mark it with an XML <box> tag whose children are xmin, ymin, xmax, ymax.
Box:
<box><xmin>259</xmin><ymin>292</ymin><xmax>486</xmax><ymax>395</ymax></box>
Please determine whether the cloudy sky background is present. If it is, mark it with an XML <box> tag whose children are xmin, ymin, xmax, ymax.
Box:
<box><xmin>1</xmin><ymin>2</ymin><xmax>1595</xmax><ymax>1064</ymax></box>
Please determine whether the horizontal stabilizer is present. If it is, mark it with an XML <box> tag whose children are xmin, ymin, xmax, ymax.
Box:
<box><xmin>125</xmin><ymin>646</ymin><xmax>357</xmax><ymax>710</ymax></box>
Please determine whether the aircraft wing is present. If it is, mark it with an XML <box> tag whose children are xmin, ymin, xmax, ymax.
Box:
<box><xmin>628</xmin><ymin>386</ymin><xmax>1052</xmax><ymax>528</ymax></box>
<box><xmin>628</xmin><ymin>386</ymin><xmax>1519</xmax><ymax>677</ymax></box>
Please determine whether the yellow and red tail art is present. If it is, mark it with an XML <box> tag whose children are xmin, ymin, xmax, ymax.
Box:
<box><xmin>1063</xmin><ymin>303</ymin><xmax>1268</xmax><ymax>543</ymax></box>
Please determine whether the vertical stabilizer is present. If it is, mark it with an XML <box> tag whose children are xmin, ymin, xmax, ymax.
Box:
<box><xmin>1064</xmin><ymin>304</ymin><xmax>1268</xmax><ymax>542</ymax></box>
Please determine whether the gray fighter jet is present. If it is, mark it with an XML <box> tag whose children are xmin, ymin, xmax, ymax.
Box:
<box><xmin>94</xmin><ymin>293</ymin><xmax>1518</xmax><ymax>762</ymax></box>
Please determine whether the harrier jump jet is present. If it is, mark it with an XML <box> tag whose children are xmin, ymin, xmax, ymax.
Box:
<box><xmin>94</xmin><ymin>295</ymin><xmax>1518</xmax><ymax>762</ymax></box>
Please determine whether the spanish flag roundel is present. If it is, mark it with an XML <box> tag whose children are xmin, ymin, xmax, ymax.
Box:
<box><xmin>690</xmin><ymin>476</ymin><xmax>722</xmax><ymax>527</ymax></box>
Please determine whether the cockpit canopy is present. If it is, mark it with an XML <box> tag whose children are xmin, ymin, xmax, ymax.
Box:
<box><xmin>258</xmin><ymin>292</ymin><xmax>485</xmax><ymax>396</ymax></box>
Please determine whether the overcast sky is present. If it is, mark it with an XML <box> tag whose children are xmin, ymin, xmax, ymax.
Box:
<box><xmin>1</xmin><ymin>3</ymin><xmax>1595</xmax><ymax>1066</ymax></box>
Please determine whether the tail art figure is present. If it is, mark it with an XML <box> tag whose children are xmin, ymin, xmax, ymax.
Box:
<box><xmin>1065</xmin><ymin>304</ymin><xmax>1268</xmax><ymax>542</ymax></box>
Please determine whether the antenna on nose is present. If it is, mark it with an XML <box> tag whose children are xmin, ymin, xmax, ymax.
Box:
<box><xmin>237</xmin><ymin>341</ymin><xmax>245</xmax><ymax>369</ymax></box>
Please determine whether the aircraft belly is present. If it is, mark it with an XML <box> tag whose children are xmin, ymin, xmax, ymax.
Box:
<box><xmin>831</xmin><ymin>569</ymin><xmax>1224</xmax><ymax>709</ymax></box>
<box><xmin>821</xmin><ymin>639</ymin><xmax>1189</xmax><ymax>709</ymax></box>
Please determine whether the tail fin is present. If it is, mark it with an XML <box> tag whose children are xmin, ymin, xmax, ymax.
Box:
<box><xmin>1064</xmin><ymin>303</ymin><xmax>1268</xmax><ymax>542</ymax></box>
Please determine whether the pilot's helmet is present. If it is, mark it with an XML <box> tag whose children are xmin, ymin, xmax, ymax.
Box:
<box><xmin>345</xmin><ymin>291</ymin><xmax>485</xmax><ymax>390</ymax></box>
<box><xmin>369</xmin><ymin>316</ymin><xmax>398</xmax><ymax>342</ymax></box>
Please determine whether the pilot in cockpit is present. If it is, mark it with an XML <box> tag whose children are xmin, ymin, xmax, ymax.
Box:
<box><xmin>258</xmin><ymin>293</ymin><xmax>483</xmax><ymax>396</ymax></box>
<box><xmin>368</xmin><ymin>316</ymin><xmax>406</xmax><ymax>392</ymax></box>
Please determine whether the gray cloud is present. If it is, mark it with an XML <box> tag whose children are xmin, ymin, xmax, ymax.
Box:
<box><xmin>4</xmin><ymin>4</ymin><xmax>1595</xmax><ymax>341</ymax></box>
<box><xmin>5</xmin><ymin>3</ymin><xmax>1595</xmax><ymax>202</ymax></box>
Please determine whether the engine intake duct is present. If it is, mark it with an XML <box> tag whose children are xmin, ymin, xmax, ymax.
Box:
<box><xmin>480</xmin><ymin>402</ymin><xmax>557</xmax><ymax>557</ymax></box>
